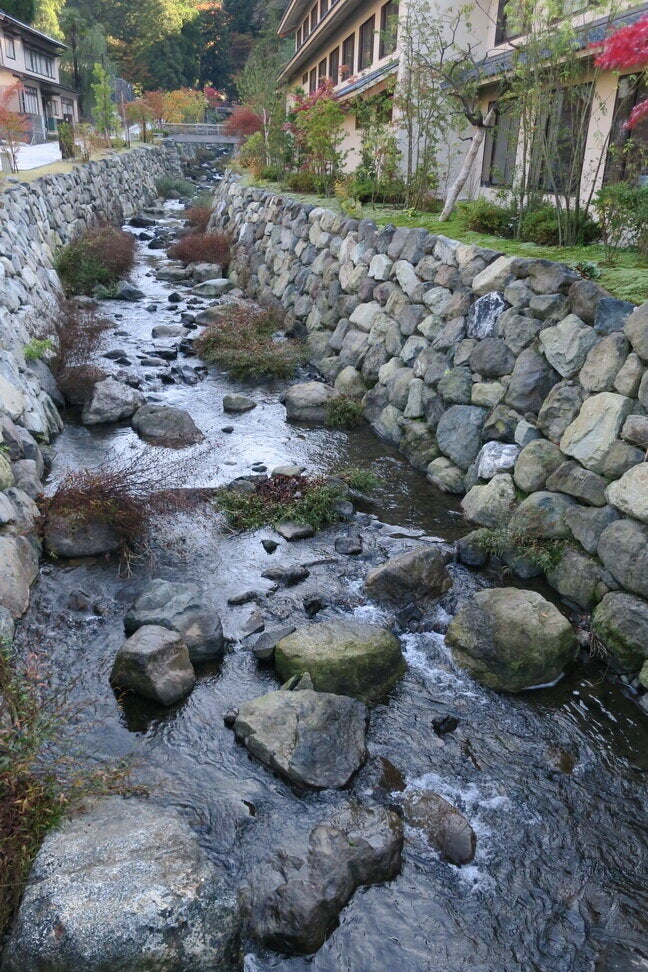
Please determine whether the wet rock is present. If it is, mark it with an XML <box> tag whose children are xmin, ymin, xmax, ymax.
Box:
<box><xmin>565</xmin><ymin>504</ymin><xmax>620</xmax><ymax>554</ymax></box>
<box><xmin>513</xmin><ymin>439</ymin><xmax>564</xmax><ymax>493</ymax></box>
<box><xmin>545</xmin><ymin>461</ymin><xmax>608</xmax><ymax>507</ymax></box>
<box><xmin>232</xmin><ymin>689</ymin><xmax>367</xmax><ymax>789</ymax></box>
<box><xmin>335</xmin><ymin>534</ymin><xmax>363</xmax><ymax>555</ymax></box>
<box><xmin>223</xmin><ymin>393</ymin><xmax>256</xmax><ymax>413</ymax></box>
<box><xmin>261</xmin><ymin>565</ymin><xmax>310</xmax><ymax>587</ymax></box>
<box><xmin>509</xmin><ymin>491</ymin><xmax>576</xmax><ymax>539</ymax></box>
<box><xmin>598</xmin><ymin>518</ymin><xmax>648</xmax><ymax>599</ymax></box>
<box><xmin>244</xmin><ymin>803</ymin><xmax>402</xmax><ymax>955</ymax></box>
<box><xmin>545</xmin><ymin>547</ymin><xmax>601</xmax><ymax>610</ymax></box>
<box><xmin>110</xmin><ymin>624</ymin><xmax>195</xmax><ymax>705</ymax></box>
<box><xmin>436</xmin><ymin>405</ymin><xmax>486</xmax><ymax>470</ymax></box>
<box><xmin>271</xmin><ymin>464</ymin><xmax>305</xmax><ymax>477</ymax></box>
<box><xmin>475</xmin><ymin>442</ymin><xmax>519</xmax><ymax>479</ymax></box>
<box><xmin>0</xmin><ymin>605</ymin><xmax>15</xmax><ymax>643</ymax></box>
<box><xmin>241</xmin><ymin>608</ymin><xmax>264</xmax><ymax>638</ymax></box>
<box><xmin>560</xmin><ymin>392</ymin><xmax>632</xmax><ymax>473</ymax></box>
<box><xmin>591</xmin><ymin>592</ymin><xmax>648</xmax><ymax>671</ymax></box>
<box><xmin>446</xmin><ymin>588</ymin><xmax>576</xmax><ymax>692</ymax></box>
<box><xmin>151</xmin><ymin>323</ymin><xmax>187</xmax><ymax>338</ymax></box>
<box><xmin>261</xmin><ymin>538</ymin><xmax>279</xmax><ymax>554</ymax></box>
<box><xmin>227</xmin><ymin>590</ymin><xmax>259</xmax><ymax>606</ymax></box>
<box><xmin>252</xmin><ymin>625</ymin><xmax>297</xmax><ymax>662</ymax></box>
<box><xmin>44</xmin><ymin>514</ymin><xmax>121</xmax><ymax>559</ymax></box>
<box><xmin>124</xmin><ymin>579</ymin><xmax>224</xmax><ymax>664</ymax></box>
<box><xmin>275</xmin><ymin>619</ymin><xmax>405</xmax><ymax>702</ymax></box>
<box><xmin>81</xmin><ymin>377</ymin><xmax>145</xmax><ymax>426</ymax></box>
<box><xmin>427</xmin><ymin>456</ymin><xmax>466</xmax><ymax>494</ymax></box>
<box><xmin>365</xmin><ymin>545</ymin><xmax>452</xmax><ymax>606</ymax></box>
<box><xmin>283</xmin><ymin>381</ymin><xmax>339</xmax><ymax>422</ymax></box>
<box><xmin>192</xmin><ymin>278</ymin><xmax>234</xmax><ymax>297</ymax></box>
<box><xmin>0</xmin><ymin>536</ymin><xmax>39</xmax><ymax>618</ymax></box>
<box><xmin>403</xmin><ymin>790</ymin><xmax>476</xmax><ymax>866</ymax></box>
<box><xmin>462</xmin><ymin>473</ymin><xmax>517</xmax><ymax>529</ymax></box>
<box><xmin>606</xmin><ymin>464</ymin><xmax>648</xmax><ymax>523</ymax></box>
<box><xmin>132</xmin><ymin>403</ymin><xmax>204</xmax><ymax>448</ymax></box>
<box><xmin>275</xmin><ymin>521</ymin><xmax>315</xmax><ymax>541</ymax></box>
<box><xmin>115</xmin><ymin>280</ymin><xmax>145</xmax><ymax>301</ymax></box>
<box><xmin>221</xmin><ymin>425</ymin><xmax>234</xmax><ymax>434</ymax></box>
<box><xmin>1</xmin><ymin>797</ymin><xmax>239</xmax><ymax>972</ymax></box>
<box><xmin>456</xmin><ymin>529</ymin><xmax>489</xmax><ymax>567</ymax></box>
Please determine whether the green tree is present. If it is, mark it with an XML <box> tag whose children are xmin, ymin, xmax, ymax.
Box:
<box><xmin>0</xmin><ymin>0</ymin><xmax>36</xmax><ymax>22</ymax></box>
<box><xmin>91</xmin><ymin>63</ymin><xmax>118</xmax><ymax>140</ymax></box>
<box><xmin>33</xmin><ymin>0</ymin><xmax>65</xmax><ymax>38</ymax></box>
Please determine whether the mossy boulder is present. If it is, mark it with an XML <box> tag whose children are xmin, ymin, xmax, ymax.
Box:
<box><xmin>364</xmin><ymin>545</ymin><xmax>452</xmax><ymax>606</ymax></box>
<box><xmin>275</xmin><ymin>619</ymin><xmax>405</xmax><ymax>702</ymax></box>
<box><xmin>446</xmin><ymin>588</ymin><xmax>576</xmax><ymax>692</ymax></box>
<box><xmin>591</xmin><ymin>592</ymin><xmax>648</xmax><ymax>672</ymax></box>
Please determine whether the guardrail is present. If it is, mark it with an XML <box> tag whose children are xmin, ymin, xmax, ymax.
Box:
<box><xmin>163</xmin><ymin>123</ymin><xmax>229</xmax><ymax>136</ymax></box>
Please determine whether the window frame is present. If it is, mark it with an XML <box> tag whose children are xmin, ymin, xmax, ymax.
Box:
<box><xmin>4</xmin><ymin>35</ymin><xmax>16</xmax><ymax>59</ymax></box>
<box><xmin>481</xmin><ymin>101</ymin><xmax>520</xmax><ymax>187</ymax></box>
<box><xmin>342</xmin><ymin>32</ymin><xmax>355</xmax><ymax>75</ymax></box>
<box><xmin>21</xmin><ymin>84</ymin><xmax>40</xmax><ymax>115</ymax></box>
<box><xmin>358</xmin><ymin>14</ymin><xmax>376</xmax><ymax>71</ymax></box>
<box><xmin>329</xmin><ymin>45</ymin><xmax>340</xmax><ymax>84</ymax></box>
<box><xmin>379</xmin><ymin>0</ymin><xmax>399</xmax><ymax>59</ymax></box>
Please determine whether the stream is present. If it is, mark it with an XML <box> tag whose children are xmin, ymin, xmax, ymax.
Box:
<box><xmin>14</xmin><ymin>189</ymin><xmax>648</xmax><ymax>972</ymax></box>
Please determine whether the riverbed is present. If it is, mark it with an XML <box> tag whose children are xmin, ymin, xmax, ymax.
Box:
<box><xmin>15</xmin><ymin>191</ymin><xmax>648</xmax><ymax>972</ymax></box>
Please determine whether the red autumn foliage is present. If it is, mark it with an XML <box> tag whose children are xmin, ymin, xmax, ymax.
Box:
<box><xmin>594</xmin><ymin>15</ymin><xmax>648</xmax><ymax>129</ymax></box>
<box><xmin>225</xmin><ymin>106</ymin><xmax>263</xmax><ymax>137</ymax></box>
<box><xmin>0</xmin><ymin>81</ymin><xmax>29</xmax><ymax>172</ymax></box>
<box><xmin>167</xmin><ymin>231</ymin><xmax>231</xmax><ymax>268</ymax></box>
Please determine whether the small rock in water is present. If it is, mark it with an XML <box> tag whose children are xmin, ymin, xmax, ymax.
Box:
<box><xmin>110</xmin><ymin>625</ymin><xmax>195</xmax><ymax>706</ymax></box>
<box><xmin>221</xmin><ymin>426</ymin><xmax>234</xmax><ymax>434</ymax></box>
<box><xmin>168</xmin><ymin>292</ymin><xmax>182</xmax><ymax>303</ymax></box>
<box><xmin>271</xmin><ymin>464</ymin><xmax>305</xmax><ymax>477</ymax></box>
<box><xmin>335</xmin><ymin>535</ymin><xmax>363</xmax><ymax>555</ymax></box>
<box><xmin>403</xmin><ymin>790</ymin><xmax>476</xmax><ymax>866</ymax></box>
<box><xmin>227</xmin><ymin>590</ymin><xmax>259</xmax><ymax>606</ymax></box>
<box><xmin>303</xmin><ymin>596</ymin><xmax>329</xmax><ymax>619</ymax></box>
<box><xmin>66</xmin><ymin>589</ymin><xmax>92</xmax><ymax>612</ymax></box>
<box><xmin>241</xmin><ymin>608</ymin><xmax>265</xmax><ymax>638</ymax></box>
<box><xmin>275</xmin><ymin>521</ymin><xmax>315</xmax><ymax>542</ymax></box>
<box><xmin>261</xmin><ymin>538</ymin><xmax>279</xmax><ymax>554</ymax></box>
<box><xmin>251</xmin><ymin>464</ymin><xmax>267</xmax><ymax>473</ymax></box>
<box><xmin>223</xmin><ymin>707</ymin><xmax>238</xmax><ymax>728</ymax></box>
<box><xmin>223</xmin><ymin>394</ymin><xmax>256</xmax><ymax>413</ymax></box>
<box><xmin>261</xmin><ymin>565</ymin><xmax>309</xmax><ymax>586</ymax></box>
<box><xmin>252</xmin><ymin>625</ymin><xmax>297</xmax><ymax>662</ymax></box>
<box><xmin>432</xmin><ymin>715</ymin><xmax>459</xmax><ymax>737</ymax></box>
<box><xmin>146</xmin><ymin>304</ymin><xmax>158</xmax><ymax>313</ymax></box>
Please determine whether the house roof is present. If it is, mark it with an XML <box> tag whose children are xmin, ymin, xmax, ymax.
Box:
<box><xmin>336</xmin><ymin>59</ymin><xmax>398</xmax><ymax>101</ymax></box>
<box><xmin>278</xmin><ymin>0</ymin><xmax>313</xmax><ymax>36</ymax></box>
<box><xmin>0</xmin><ymin>9</ymin><xmax>67</xmax><ymax>51</ymax></box>
<box><xmin>477</xmin><ymin>1</ymin><xmax>648</xmax><ymax>85</ymax></box>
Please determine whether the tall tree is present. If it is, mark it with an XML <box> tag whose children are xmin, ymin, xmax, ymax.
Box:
<box><xmin>0</xmin><ymin>0</ymin><xmax>36</xmax><ymax>22</ymax></box>
<box><xmin>33</xmin><ymin>0</ymin><xmax>65</xmax><ymax>38</ymax></box>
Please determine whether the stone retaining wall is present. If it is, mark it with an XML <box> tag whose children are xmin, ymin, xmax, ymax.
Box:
<box><xmin>0</xmin><ymin>146</ymin><xmax>184</xmax><ymax>635</ymax></box>
<box><xmin>211</xmin><ymin>174</ymin><xmax>648</xmax><ymax>676</ymax></box>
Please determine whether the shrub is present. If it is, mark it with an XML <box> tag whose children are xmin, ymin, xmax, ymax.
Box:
<box><xmin>519</xmin><ymin>206</ymin><xmax>599</xmax><ymax>247</ymax></box>
<box><xmin>260</xmin><ymin>165</ymin><xmax>283</xmax><ymax>182</ymax></box>
<box><xmin>56</xmin><ymin>225</ymin><xmax>136</xmax><ymax>296</ymax></box>
<box><xmin>336</xmin><ymin>467</ymin><xmax>382</xmax><ymax>492</ymax></box>
<box><xmin>23</xmin><ymin>338</ymin><xmax>53</xmax><ymax>361</ymax></box>
<box><xmin>194</xmin><ymin>303</ymin><xmax>306</xmax><ymax>379</ymax></box>
<box><xmin>57</xmin><ymin>121</ymin><xmax>75</xmax><ymax>160</ymax></box>
<box><xmin>475</xmin><ymin>527</ymin><xmax>567</xmax><ymax>572</ymax></box>
<box><xmin>184</xmin><ymin>204</ymin><xmax>212</xmax><ymax>233</ymax></box>
<box><xmin>595</xmin><ymin>182</ymin><xmax>648</xmax><ymax>263</ymax></box>
<box><xmin>39</xmin><ymin>452</ymin><xmax>208</xmax><ymax>564</ymax></box>
<box><xmin>325</xmin><ymin>396</ymin><xmax>365</xmax><ymax>429</ymax></box>
<box><xmin>457</xmin><ymin>198</ymin><xmax>514</xmax><ymax>236</ymax></box>
<box><xmin>285</xmin><ymin>170</ymin><xmax>320</xmax><ymax>194</ymax></box>
<box><xmin>0</xmin><ymin>640</ymin><xmax>132</xmax><ymax>938</ymax></box>
<box><xmin>51</xmin><ymin>298</ymin><xmax>112</xmax><ymax>373</ymax></box>
<box><xmin>216</xmin><ymin>474</ymin><xmax>347</xmax><ymax>531</ymax></box>
<box><xmin>168</xmin><ymin>231</ymin><xmax>230</xmax><ymax>268</ymax></box>
<box><xmin>155</xmin><ymin>176</ymin><xmax>196</xmax><ymax>199</ymax></box>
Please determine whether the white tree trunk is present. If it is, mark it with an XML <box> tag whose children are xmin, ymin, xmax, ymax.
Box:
<box><xmin>439</xmin><ymin>106</ymin><xmax>496</xmax><ymax>222</ymax></box>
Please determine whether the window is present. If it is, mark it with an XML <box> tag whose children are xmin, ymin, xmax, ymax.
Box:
<box><xmin>329</xmin><ymin>46</ymin><xmax>340</xmax><ymax>83</ymax></box>
<box><xmin>358</xmin><ymin>15</ymin><xmax>375</xmax><ymax>71</ymax></box>
<box><xmin>21</xmin><ymin>85</ymin><xmax>39</xmax><ymax>115</ymax></box>
<box><xmin>531</xmin><ymin>84</ymin><xmax>593</xmax><ymax>194</ymax></box>
<box><xmin>494</xmin><ymin>0</ymin><xmax>529</xmax><ymax>44</ymax></box>
<box><xmin>310</xmin><ymin>7</ymin><xmax>317</xmax><ymax>32</ymax></box>
<box><xmin>318</xmin><ymin>58</ymin><xmax>327</xmax><ymax>82</ymax></box>
<box><xmin>302</xmin><ymin>72</ymin><xmax>308</xmax><ymax>85</ymax></box>
<box><xmin>379</xmin><ymin>1</ymin><xmax>398</xmax><ymax>58</ymax></box>
<box><xmin>62</xmin><ymin>97</ymin><xmax>74</xmax><ymax>121</ymax></box>
<box><xmin>25</xmin><ymin>47</ymin><xmax>55</xmax><ymax>78</ymax></box>
<box><xmin>309</xmin><ymin>67</ymin><xmax>317</xmax><ymax>92</ymax></box>
<box><xmin>604</xmin><ymin>76</ymin><xmax>648</xmax><ymax>185</ymax></box>
<box><xmin>481</xmin><ymin>102</ymin><xmax>520</xmax><ymax>186</ymax></box>
<box><xmin>320</xmin><ymin>0</ymin><xmax>329</xmax><ymax>17</ymax></box>
<box><xmin>342</xmin><ymin>33</ymin><xmax>355</xmax><ymax>75</ymax></box>
<box><xmin>4</xmin><ymin>36</ymin><xmax>16</xmax><ymax>59</ymax></box>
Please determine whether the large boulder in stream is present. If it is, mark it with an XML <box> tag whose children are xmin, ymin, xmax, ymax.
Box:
<box><xmin>445</xmin><ymin>588</ymin><xmax>576</xmax><ymax>692</ymax></box>
<box><xmin>2</xmin><ymin>797</ymin><xmax>240</xmax><ymax>972</ymax></box>
<box><xmin>402</xmin><ymin>790</ymin><xmax>476</xmax><ymax>866</ymax></box>
<box><xmin>283</xmin><ymin>381</ymin><xmax>339</xmax><ymax>422</ymax></box>
<box><xmin>231</xmin><ymin>689</ymin><xmax>367</xmax><ymax>789</ymax></box>
<box><xmin>364</xmin><ymin>545</ymin><xmax>452</xmax><ymax>606</ymax></box>
<box><xmin>124</xmin><ymin>579</ymin><xmax>224</xmax><ymax>664</ymax></box>
<box><xmin>81</xmin><ymin>377</ymin><xmax>145</xmax><ymax>426</ymax></box>
<box><xmin>131</xmin><ymin>403</ymin><xmax>204</xmax><ymax>448</ymax></box>
<box><xmin>244</xmin><ymin>803</ymin><xmax>403</xmax><ymax>955</ymax></box>
<box><xmin>275</xmin><ymin>619</ymin><xmax>405</xmax><ymax>702</ymax></box>
<box><xmin>110</xmin><ymin>624</ymin><xmax>196</xmax><ymax>705</ymax></box>
<box><xmin>0</xmin><ymin>536</ymin><xmax>39</xmax><ymax>618</ymax></box>
<box><xmin>43</xmin><ymin>514</ymin><xmax>121</xmax><ymax>559</ymax></box>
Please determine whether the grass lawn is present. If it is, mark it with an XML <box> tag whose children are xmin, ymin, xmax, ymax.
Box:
<box><xmin>248</xmin><ymin>178</ymin><xmax>648</xmax><ymax>306</ymax></box>
<box><xmin>0</xmin><ymin>141</ymin><xmax>156</xmax><ymax>188</ymax></box>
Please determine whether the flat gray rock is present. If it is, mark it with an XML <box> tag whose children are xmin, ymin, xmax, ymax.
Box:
<box><xmin>232</xmin><ymin>689</ymin><xmax>367</xmax><ymax>789</ymax></box>
<box><xmin>275</xmin><ymin>521</ymin><xmax>315</xmax><ymax>541</ymax></box>
<box><xmin>131</xmin><ymin>403</ymin><xmax>204</xmax><ymax>448</ymax></box>
<box><xmin>223</xmin><ymin>394</ymin><xmax>256</xmax><ymax>413</ymax></box>
<box><xmin>81</xmin><ymin>378</ymin><xmax>145</xmax><ymax>426</ymax></box>
<box><xmin>124</xmin><ymin>579</ymin><xmax>224</xmax><ymax>664</ymax></box>
<box><xmin>2</xmin><ymin>797</ymin><xmax>240</xmax><ymax>972</ymax></box>
<box><xmin>110</xmin><ymin>624</ymin><xmax>195</xmax><ymax>706</ymax></box>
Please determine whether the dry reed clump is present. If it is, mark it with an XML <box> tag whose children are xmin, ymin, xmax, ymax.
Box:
<box><xmin>184</xmin><ymin>204</ymin><xmax>212</xmax><ymax>233</ymax></box>
<box><xmin>38</xmin><ymin>450</ymin><xmax>214</xmax><ymax>567</ymax></box>
<box><xmin>167</xmin><ymin>231</ymin><xmax>231</xmax><ymax>269</ymax></box>
<box><xmin>55</xmin><ymin>223</ymin><xmax>136</xmax><ymax>296</ymax></box>
<box><xmin>194</xmin><ymin>303</ymin><xmax>306</xmax><ymax>380</ymax></box>
<box><xmin>49</xmin><ymin>298</ymin><xmax>113</xmax><ymax>404</ymax></box>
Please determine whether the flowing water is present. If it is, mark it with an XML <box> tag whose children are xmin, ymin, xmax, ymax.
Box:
<box><xmin>15</xmin><ymin>194</ymin><xmax>648</xmax><ymax>972</ymax></box>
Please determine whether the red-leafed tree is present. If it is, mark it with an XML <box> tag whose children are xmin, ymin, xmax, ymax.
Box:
<box><xmin>225</xmin><ymin>105</ymin><xmax>263</xmax><ymax>137</ymax></box>
<box><xmin>0</xmin><ymin>82</ymin><xmax>29</xmax><ymax>173</ymax></box>
<box><xmin>595</xmin><ymin>15</ymin><xmax>648</xmax><ymax>128</ymax></box>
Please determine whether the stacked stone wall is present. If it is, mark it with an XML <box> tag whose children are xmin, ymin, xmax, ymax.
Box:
<box><xmin>210</xmin><ymin>174</ymin><xmax>648</xmax><ymax>674</ymax></box>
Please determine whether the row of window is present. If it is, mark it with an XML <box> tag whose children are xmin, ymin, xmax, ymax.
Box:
<box><xmin>494</xmin><ymin>0</ymin><xmax>600</xmax><ymax>46</ymax></box>
<box><xmin>25</xmin><ymin>47</ymin><xmax>55</xmax><ymax>78</ymax></box>
<box><xmin>296</xmin><ymin>0</ymin><xmax>338</xmax><ymax>49</ymax></box>
<box><xmin>300</xmin><ymin>0</ymin><xmax>398</xmax><ymax>92</ymax></box>
<box><xmin>482</xmin><ymin>76</ymin><xmax>648</xmax><ymax>189</ymax></box>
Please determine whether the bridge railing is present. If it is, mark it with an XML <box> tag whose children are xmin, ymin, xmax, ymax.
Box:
<box><xmin>163</xmin><ymin>123</ymin><xmax>230</xmax><ymax>136</ymax></box>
